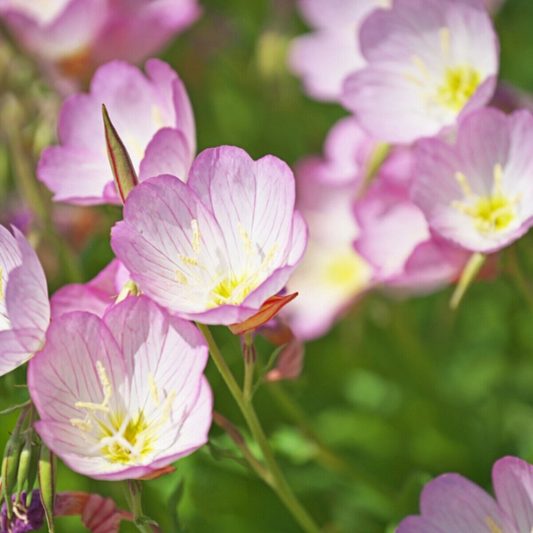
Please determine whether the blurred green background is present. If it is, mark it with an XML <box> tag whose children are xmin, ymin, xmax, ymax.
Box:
<box><xmin>2</xmin><ymin>0</ymin><xmax>533</xmax><ymax>531</ymax></box>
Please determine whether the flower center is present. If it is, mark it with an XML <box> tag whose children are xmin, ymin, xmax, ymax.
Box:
<box><xmin>174</xmin><ymin>220</ymin><xmax>279</xmax><ymax>310</ymax></box>
<box><xmin>434</xmin><ymin>65</ymin><xmax>481</xmax><ymax>112</ymax></box>
<box><xmin>322</xmin><ymin>249</ymin><xmax>368</xmax><ymax>290</ymax></box>
<box><xmin>70</xmin><ymin>363</ymin><xmax>176</xmax><ymax>466</ymax></box>
<box><xmin>451</xmin><ymin>164</ymin><xmax>521</xmax><ymax>235</ymax></box>
<box><xmin>405</xmin><ymin>27</ymin><xmax>482</xmax><ymax>114</ymax></box>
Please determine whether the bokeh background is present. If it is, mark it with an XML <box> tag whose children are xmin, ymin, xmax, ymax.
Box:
<box><xmin>2</xmin><ymin>0</ymin><xmax>533</xmax><ymax>531</ymax></box>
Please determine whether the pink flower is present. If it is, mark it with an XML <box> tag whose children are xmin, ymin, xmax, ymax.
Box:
<box><xmin>342</xmin><ymin>0</ymin><xmax>499</xmax><ymax>144</ymax></box>
<box><xmin>281</xmin><ymin>133</ymin><xmax>372</xmax><ymax>340</ymax></box>
<box><xmin>0</xmin><ymin>225</ymin><xmax>50</xmax><ymax>377</ymax></box>
<box><xmin>412</xmin><ymin>107</ymin><xmax>533</xmax><ymax>253</ymax></box>
<box><xmin>111</xmin><ymin>146</ymin><xmax>307</xmax><ymax>327</ymax></box>
<box><xmin>0</xmin><ymin>0</ymin><xmax>201</xmax><ymax>80</ymax></box>
<box><xmin>51</xmin><ymin>259</ymin><xmax>130</xmax><ymax>319</ymax></box>
<box><xmin>38</xmin><ymin>59</ymin><xmax>196</xmax><ymax>205</ymax></box>
<box><xmin>289</xmin><ymin>0</ymin><xmax>389</xmax><ymax>102</ymax></box>
<box><xmin>397</xmin><ymin>456</ymin><xmax>533</xmax><ymax>533</ymax></box>
<box><xmin>354</xmin><ymin>179</ymin><xmax>468</xmax><ymax>292</ymax></box>
<box><xmin>28</xmin><ymin>296</ymin><xmax>212</xmax><ymax>480</ymax></box>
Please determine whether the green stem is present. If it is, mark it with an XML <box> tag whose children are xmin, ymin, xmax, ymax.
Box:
<box><xmin>123</xmin><ymin>481</ymin><xmax>156</xmax><ymax>533</ymax></box>
<box><xmin>197</xmin><ymin>324</ymin><xmax>322</xmax><ymax>533</ymax></box>
<box><xmin>450</xmin><ymin>252</ymin><xmax>486</xmax><ymax>309</ymax></box>
<box><xmin>507</xmin><ymin>245</ymin><xmax>533</xmax><ymax>314</ymax></box>
<box><xmin>243</xmin><ymin>332</ymin><xmax>255</xmax><ymax>402</ymax></box>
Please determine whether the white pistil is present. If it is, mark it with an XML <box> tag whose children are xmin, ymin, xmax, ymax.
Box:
<box><xmin>455</xmin><ymin>171</ymin><xmax>473</xmax><ymax>198</ymax></box>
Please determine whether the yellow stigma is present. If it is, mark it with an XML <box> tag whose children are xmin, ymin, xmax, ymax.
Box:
<box><xmin>452</xmin><ymin>164</ymin><xmax>521</xmax><ymax>235</ymax></box>
<box><xmin>435</xmin><ymin>65</ymin><xmax>481</xmax><ymax>112</ymax></box>
<box><xmin>70</xmin><ymin>364</ymin><xmax>176</xmax><ymax>466</ymax></box>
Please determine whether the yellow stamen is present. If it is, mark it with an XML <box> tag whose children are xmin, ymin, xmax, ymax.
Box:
<box><xmin>238</xmin><ymin>222</ymin><xmax>254</xmax><ymax>258</ymax></box>
<box><xmin>75</xmin><ymin>361</ymin><xmax>112</xmax><ymax>413</ymax></box>
<box><xmin>455</xmin><ymin>171</ymin><xmax>473</xmax><ymax>198</ymax></box>
<box><xmin>148</xmin><ymin>374</ymin><xmax>160</xmax><ymax>408</ymax></box>
<box><xmin>191</xmin><ymin>219</ymin><xmax>201</xmax><ymax>257</ymax></box>
<box><xmin>174</xmin><ymin>270</ymin><xmax>188</xmax><ymax>284</ymax></box>
<box><xmin>493</xmin><ymin>163</ymin><xmax>504</xmax><ymax>195</ymax></box>
<box><xmin>412</xmin><ymin>55</ymin><xmax>430</xmax><ymax>80</ymax></box>
<box><xmin>435</xmin><ymin>65</ymin><xmax>481</xmax><ymax>112</ymax></box>
<box><xmin>439</xmin><ymin>27</ymin><xmax>451</xmax><ymax>59</ymax></box>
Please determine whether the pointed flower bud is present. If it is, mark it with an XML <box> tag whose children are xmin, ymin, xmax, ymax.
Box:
<box><xmin>102</xmin><ymin>105</ymin><xmax>139</xmax><ymax>204</ymax></box>
<box><xmin>38</xmin><ymin>446</ymin><xmax>57</xmax><ymax>533</ymax></box>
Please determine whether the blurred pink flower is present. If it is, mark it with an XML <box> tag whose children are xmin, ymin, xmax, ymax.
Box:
<box><xmin>29</xmin><ymin>296</ymin><xmax>212</xmax><ymax>481</ymax></box>
<box><xmin>38</xmin><ymin>59</ymin><xmax>196</xmax><ymax>205</ymax></box>
<box><xmin>397</xmin><ymin>456</ymin><xmax>533</xmax><ymax>533</ymax></box>
<box><xmin>342</xmin><ymin>0</ymin><xmax>499</xmax><ymax>144</ymax></box>
<box><xmin>51</xmin><ymin>259</ymin><xmax>130</xmax><ymax>318</ymax></box>
<box><xmin>484</xmin><ymin>0</ymin><xmax>507</xmax><ymax>13</ymax></box>
<box><xmin>412</xmin><ymin>107</ymin><xmax>533</xmax><ymax>253</ymax></box>
<box><xmin>354</xmin><ymin>179</ymin><xmax>468</xmax><ymax>292</ymax></box>
<box><xmin>289</xmin><ymin>0</ymin><xmax>390</xmax><ymax>102</ymax></box>
<box><xmin>0</xmin><ymin>225</ymin><xmax>50</xmax><ymax>377</ymax></box>
<box><xmin>0</xmin><ymin>0</ymin><xmax>201</xmax><ymax>80</ymax></box>
<box><xmin>111</xmin><ymin>146</ymin><xmax>307</xmax><ymax>327</ymax></box>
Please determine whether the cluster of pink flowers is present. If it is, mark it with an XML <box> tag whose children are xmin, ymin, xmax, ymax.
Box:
<box><xmin>2</xmin><ymin>0</ymin><xmax>533</xmax><ymax>529</ymax></box>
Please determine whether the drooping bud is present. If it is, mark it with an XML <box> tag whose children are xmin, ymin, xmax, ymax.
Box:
<box><xmin>102</xmin><ymin>104</ymin><xmax>138</xmax><ymax>204</ymax></box>
<box><xmin>38</xmin><ymin>445</ymin><xmax>57</xmax><ymax>532</ymax></box>
<box><xmin>265</xmin><ymin>337</ymin><xmax>305</xmax><ymax>383</ymax></box>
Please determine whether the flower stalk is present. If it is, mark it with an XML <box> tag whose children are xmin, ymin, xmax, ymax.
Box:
<box><xmin>197</xmin><ymin>323</ymin><xmax>322</xmax><ymax>533</ymax></box>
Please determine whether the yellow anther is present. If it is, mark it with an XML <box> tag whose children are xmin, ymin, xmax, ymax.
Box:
<box><xmin>180</xmin><ymin>255</ymin><xmax>199</xmax><ymax>267</ymax></box>
<box><xmin>148</xmin><ymin>374</ymin><xmax>160</xmax><ymax>408</ymax></box>
<box><xmin>174</xmin><ymin>270</ymin><xmax>188</xmax><ymax>284</ymax></box>
<box><xmin>238</xmin><ymin>222</ymin><xmax>254</xmax><ymax>257</ymax></box>
<box><xmin>0</xmin><ymin>267</ymin><xmax>3</xmax><ymax>302</ymax></box>
<box><xmin>439</xmin><ymin>27</ymin><xmax>451</xmax><ymax>59</ymax></box>
<box><xmin>161</xmin><ymin>390</ymin><xmax>177</xmax><ymax>424</ymax></box>
<box><xmin>486</xmin><ymin>516</ymin><xmax>504</xmax><ymax>533</ymax></box>
<box><xmin>412</xmin><ymin>55</ymin><xmax>430</xmax><ymax>80</ymax></box>
<box><xmin>191</xmin><ymin>219</ymin><xmax>201</xmax><ymax>257</ymax></box>
<box><xmin>75</xmin><ymin>361</ymin><xmax>112</xmax><ymax>413</ymax></box>
<box><xmin>70</xmin><ymin>418</ymin><xmax>92</xmax><ymax>432</ymax></box>
<box><xmin>152</xmin><ymin>106</ymin><xmax>166</xmax><ymax>129</ymax></box>
<box><xmin>455</xmin><ymin>171</ymin><xmax>473</xmax><ymax>198</ymax></box>
<box><xmin>493</xmin><ymin>163</ymin><xmax>504</xmax><ymax>195</ymax></box>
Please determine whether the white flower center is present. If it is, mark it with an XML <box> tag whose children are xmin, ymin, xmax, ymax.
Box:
<box><xmin>174</xmin><ymin>220</ymin><xmax>280</xmax><ymax>310</ymax></box>
<box><xmin>70</xmin><ymin>362</ymin><xmax>178</xmax><ymax>465</ymax></box>
<box><xmin>451</xmin><ymin>163</ymin><xmax>521</xmax><ymax>235</ymax></box>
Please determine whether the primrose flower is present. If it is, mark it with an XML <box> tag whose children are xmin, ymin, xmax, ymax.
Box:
<box><xmin>397</xmin><ymin>456</ymin><xmax>533</xmax><ymax>533</ymax></box>
<box><xmin>354</xmin><ymin>180</ymin><xmax>468</xmax><ymax>292</ymax></box>
<box><xmin>111</xmin><ymin>146</ymin><xmax>307</xmax><ymax>328</ymax></box>
<box><xmin>0</xmin><ymin>225</ymin><xmax>50</xmax><ymax>377</ymax></box>
<box><xmin>280</xmin><ymin>120</ymin><xmax>373</xmax><ymax>340</ymax></box>
<box><xmin>38</xmin><ymin>59</ymin><xmax>196</xmax><ymax>205</ymax></box>
<box><xmin>412</xmin><ymin>107</ymin><xmax>533</xmax><ymax>253</ymax></box>
<box><xmin>342</xmin><ymin>0</ymin><xmax>499</xmax><ymax>144</ymax></box>
<box><xmin>0</xmin><ymin>0</ymin><xmax>201</xmax><ymax>80</ymax></box>
<box><xmin>51</xmin><ymin>259</ymin><xmax>130</xmax><ymax>318</ymax></box>
<box><xmin>28</xmin><ymin>297</ymin><xmax>212</xmax><ymax>480</ymax></box>
<box><xmin>289</xmin><ymin>0</ymin><xmax>390</xmax><ymax>102</ymax></box>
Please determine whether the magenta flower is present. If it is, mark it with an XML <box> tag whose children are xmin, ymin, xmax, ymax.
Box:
<box><xmin>111</xmin><ymin>146</ymin><xmax>307</xmax><ymax>327</ymax></box>
<box><xmin>0</xmin><ymin>225</ymin><xmax>50</xmax><ymax>377</ymax></box>
<box><xmin>342</xmin><ymin>0</ymin><xmax>499</xmax><ymax>144</ymax></box>
<box><xmin>397</xmin><ymin>456</ymin><xmax>533</xmax><ymax>533</ymax></box>
<box><xmin>354</xmin><ymin>180</ymin><xmax>468</xmax><ymax>292</ymax></box>
<box><xmin>0</xmin><ymin>0</ymin><xmax>201</xmax><ymax>80</ymax></box>
<box><xmin>412</xmin><ymin>108</ymin><xmax>533</xmax><ymax>253</ymax></box>
<box><xmin>51</xmin><ymin>259</ymin><xmax>130</xmax><ymax>319</ymax></box>
<box><xmin>289</xmin><ymin>0</ymin><xmax>389</xmax><ymax>102</ymax></box>
<box><xmin>38</xmin><ymin>59</ymin><xmax>196</xmax><ymax>205</ymax></box>
<box><xmin>28</xmin><ymin>297</ymin><xmax>212</xmax><ymax>480</ymax></box>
